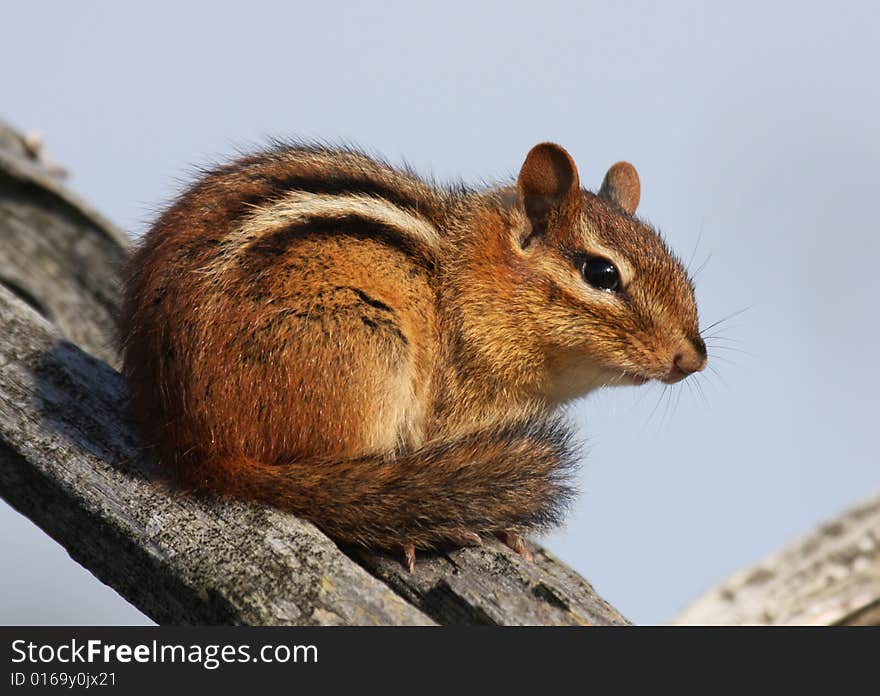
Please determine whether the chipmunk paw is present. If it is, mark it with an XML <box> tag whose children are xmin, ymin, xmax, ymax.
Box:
<box><xmin>495</xmin><ymin>530</ymin><xmax>534</xmax><ymax>562</ymax></box>
<box><xmin>403</xmin><ymin>544</ymin><xmax>416</xmax><ymax>573</ymax></box>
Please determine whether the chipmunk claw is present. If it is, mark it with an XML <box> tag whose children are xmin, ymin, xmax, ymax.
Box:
<box><xmin>495</xmin><ymin>530</ymin><xmax>534</xmax><ymax>562</ymax></box>
<box><xmin>403</xmin><ymin>544</ymin><xmax>416</xmax><ymax>573</ymax></box>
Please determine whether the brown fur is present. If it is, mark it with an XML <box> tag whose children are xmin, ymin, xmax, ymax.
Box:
<box><xmin>121</xmin><ymin>141</ymin><xmax>705</xmax><ymax>555</ymax></box>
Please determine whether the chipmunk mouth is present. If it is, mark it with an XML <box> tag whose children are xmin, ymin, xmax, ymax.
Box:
<box><xmin>616</xmin><ymin>371</ymin><xmax>652</xmax><ymax>386</ymax></box>
<box><xmin>661</xmin><ymin>371</ymin><xmax>689</xmax><ymax>385</ymax></box>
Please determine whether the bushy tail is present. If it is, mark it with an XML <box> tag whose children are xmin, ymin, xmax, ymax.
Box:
<box><xmin>175</xmin><ymin>417</ymin><xmax>578</xmax><ymax>550</ymax></box>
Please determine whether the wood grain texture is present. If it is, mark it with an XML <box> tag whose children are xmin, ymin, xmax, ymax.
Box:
<box><xmin>350</xmin><ymin>540</ymin><xmax>627</xmax><ymax>625</ymax></box>
<box><xmin>0</xmin><ymin>118</ymin><xmax>627</xmax><ymax>625</ymax></box>
<box><xmin>675</xmin><ymin>492</ymin><xmax>880</xmax><ymax>625</ymax></box>
<box><xmin>0</xmin><ymin>119</ymin><xmax>129</xmax><ymax>367</ymax></box>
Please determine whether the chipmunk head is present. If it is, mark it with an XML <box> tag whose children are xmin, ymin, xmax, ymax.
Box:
<box><xmin>506</xmin><ymin>142</ymin><xmax>705</xmax><ymax>402</ymax></box>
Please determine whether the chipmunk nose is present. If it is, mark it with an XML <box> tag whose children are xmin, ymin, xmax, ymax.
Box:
<box><xmin>668</xmin><ymin>335</ymin><xmax>707</xmax><ymax>382</ymax></box>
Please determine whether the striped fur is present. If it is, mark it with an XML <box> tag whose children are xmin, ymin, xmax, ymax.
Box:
<box><xmin>201</xmin><ymin>190</ymin><xmax>441</xmax><ymax>281</ymax></box>
<box><xmin>121</xmin><ymin>141</ymin><xmax>704</xmax><ymax>558</ymax></box>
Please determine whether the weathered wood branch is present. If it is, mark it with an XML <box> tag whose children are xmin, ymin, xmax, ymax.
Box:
<box><xmin>675</xmin><ymin>492</ymin><xmax>880</xmax><ymax>625</ymax></box>
<box><xmin>0</xmin><ymin>123</ymin><xmax>128</xmax><ymax>368</ymax></box>
<box><xmin>0</xmin><ymin>119</ymin><xmax>627</xmax><ymax>626</ymax></box>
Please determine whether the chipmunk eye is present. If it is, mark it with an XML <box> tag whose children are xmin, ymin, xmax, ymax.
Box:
<box><xmin>580</xmin><ymin>257</ymin><xmax>621</xmax><ymax>293</ymax></box>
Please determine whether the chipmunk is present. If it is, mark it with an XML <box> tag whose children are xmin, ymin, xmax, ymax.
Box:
<box><xmin>121</xmin><ymin>141</ymin><xmax>706</xmax><ymax>571</ymax></box>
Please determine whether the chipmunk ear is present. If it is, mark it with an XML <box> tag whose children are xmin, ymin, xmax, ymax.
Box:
<box><xmin>599</xmin><ymin>162</ymin><xmax>640</xmax><ymax>215</ymax></box>
<box><xmin>517</xmin><ymin>142</ymin><xmax>580</xmax><ymax>246</ymax></box>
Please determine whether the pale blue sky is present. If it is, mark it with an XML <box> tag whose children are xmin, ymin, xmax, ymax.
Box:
<box><xmin>1</xmin><ymin>1</ymin><xmax>878</xmax><ymax>624</ymax></box>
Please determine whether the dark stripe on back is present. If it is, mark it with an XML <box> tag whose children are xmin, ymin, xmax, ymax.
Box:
<box><xmin>240</xmin><ymin>214</ymin><xmax>436</xmax><ymax>271</ymax></box>
<box><xmin>228</xmin><ymin>170</ymin><xmax>441</xmax><ymax>227</ymax></box>
<box><xmin>347</xmin><ymin>287</ymin><xmax>394</xmax><ymax>313</ymax></box>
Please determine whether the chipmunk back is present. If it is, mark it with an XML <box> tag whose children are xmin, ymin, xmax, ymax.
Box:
<box><xmin>122</xmin><ymin>141</ymin><xmax>705</xmax><ymax>568</ymax></box>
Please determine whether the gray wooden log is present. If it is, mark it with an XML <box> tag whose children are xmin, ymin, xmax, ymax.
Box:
<box><xmin>350</xmin><ymin>542</ymin><xmax>626</xmax><ymax>625</ymax></box>
<box><xmin>0</xmin><ymin>119</ymin><xmax>627</xmax><ymax>625</ymax></box>
<box><xmin>0</xmin><ymin>119</ymin><xmax>128</xmax><ymax>368</ymax></box>
<box><xmin>675</xmin><ymin>492</ymin><xmax>880</xmax><ymax>625</ymax></box>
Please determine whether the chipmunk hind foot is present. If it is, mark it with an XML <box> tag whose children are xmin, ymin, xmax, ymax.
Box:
<box><xmin>401</xmin><ymin>530</ymin><xmax>483</xmax><ymax>572</ymax></box>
